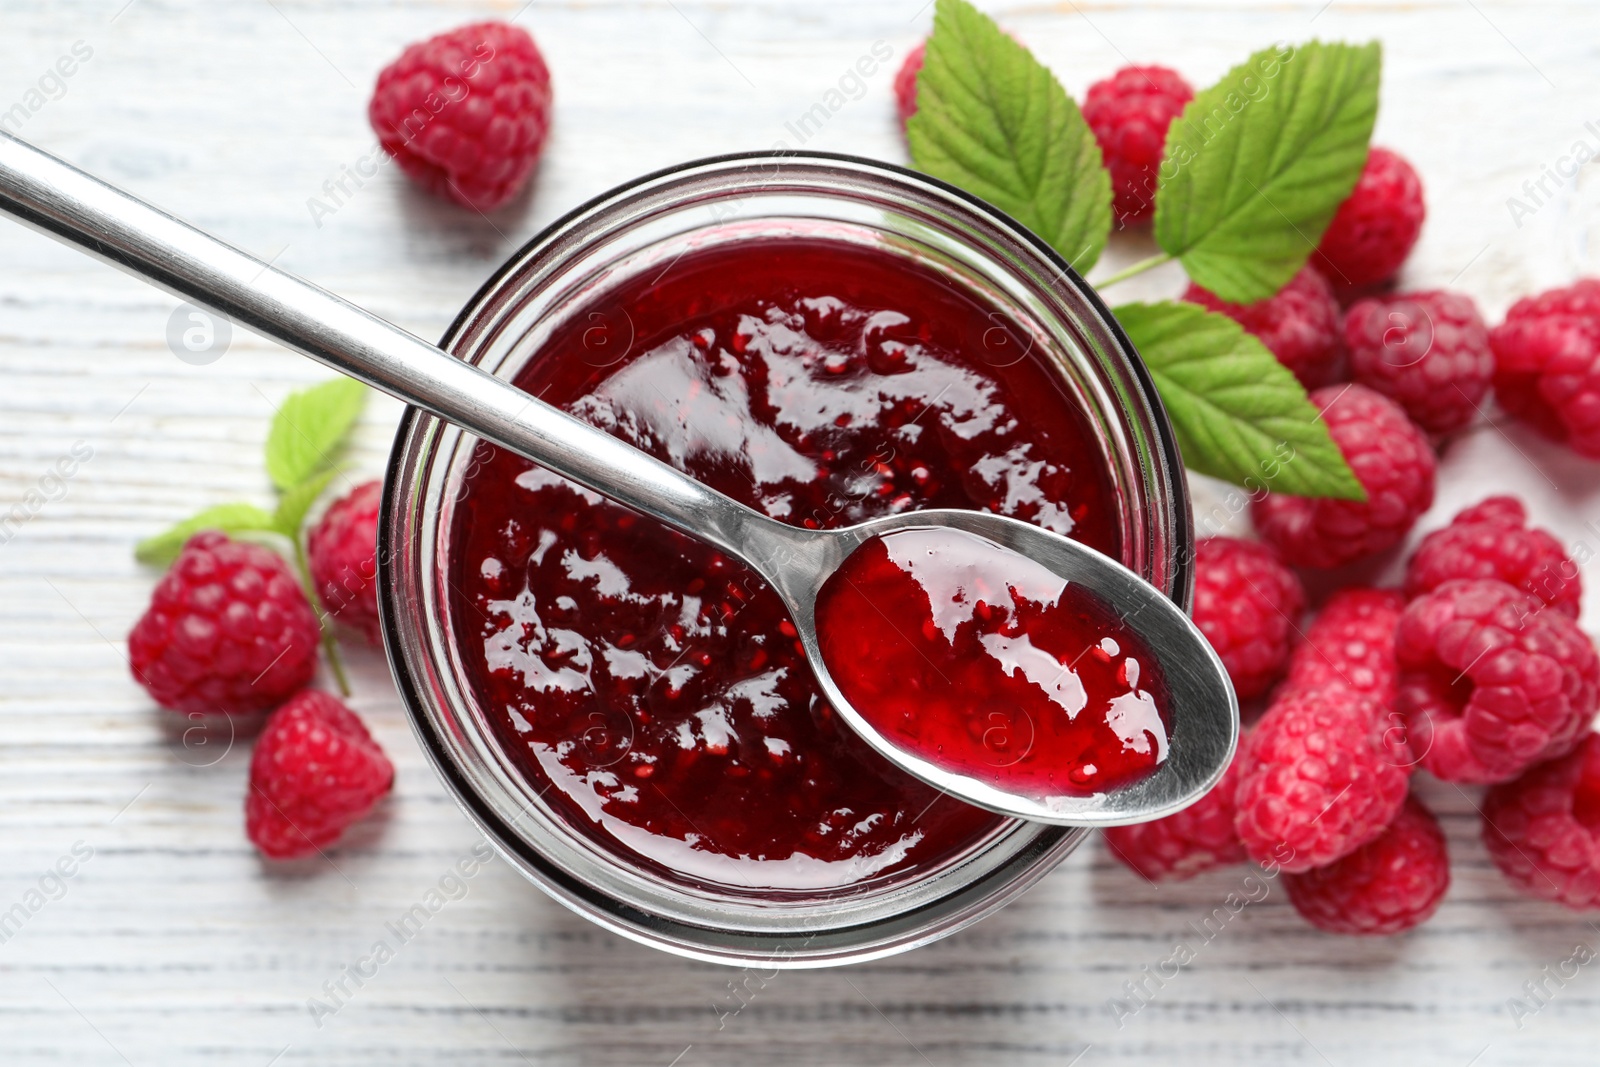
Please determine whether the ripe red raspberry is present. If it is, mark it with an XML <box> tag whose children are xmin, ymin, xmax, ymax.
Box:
<box><xmin>246</xmin><ymin>690</ymin><xmax>394</xmax><ymax>859</ymax></box>
<box><xmin>128</xmin><ymin>532</ymin><xmax>320</xmax><ymax>715</ymax></box>
<box><xmin>894</xmin><ymin>41</ymin><xmax>925</xmax><ymax>124</ymax></box>
<box><xmin>1312</xmin><ymin>147</ymin><xmax>1425</xmax><ymax>295</ymax></box>
<box><xmin>1344</xmin><ymin>290</ymin><xmax>1492</xmax><ymax>435</ymax></box>
<box><xmin>1233</xmin><ymin>684</ymin><xmax>1410</xmax><ymax>872</ymax></box>
<box><xmin>1251</xmin><ymin>385</ymin><xmax>1437</xmax><ymax>569</ymax></box>
<box><xmin>1082</xmin><ymin>65</ymin><xmax>1194</xmax><ymax>225</ymax></box>
<box><xmin>1103</xmin><ymin>752</ymin><xmax>1244</xmax><ymax>881</ymax></box>
<box><xmin>368</xmin><ymin>21</ymin><xmax>552</xmax><ymax>212</ymax></box>
<box><xmin>1396</xmin><ymin>579</ymin><xmax>1599</xmax><ymax>784</ymax></box>
<box><xmin>1483</xmin><ymin>732</ymin><xmax>1600</xmax><ymax>909</ymax></box>
<box><xmin>1281</xmin><ymin>587</ymin><xmax>1405</xmax><ymax>713</ymax></box>
<box><xmin>1404</xmin><ymin>496</ymin><xmax>1581</xmax><ymax>619</ymax></box>
<box><xmin>1489</xmin><ymin>279</ymin><xmax>1600</xmax><ymax>458</ymax></box>
<box><xmin>1191</xmin><ymin>537</ymin><xmax>1305</xmax><ymax>700</ymax></box>
<box><xmin>308</xmin><ymin>480</ymin><xmax>383</xmax><ymax>644</ymax></box>
<box><xmin>1285</xmin><ymin>795</ymin><xmax>1449</xmax><ymax>935</ymax></box>
<box><xmin>1184</xmin><ymin>266</ymin><xmax>1343</xmax><ymax>389</ymax></box>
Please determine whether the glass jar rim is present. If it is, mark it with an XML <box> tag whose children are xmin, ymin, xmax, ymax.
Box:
<box><xmin>378</xmin><ymin>150</ymin><xmax>1194</xmax><ymax>968</ymax></box>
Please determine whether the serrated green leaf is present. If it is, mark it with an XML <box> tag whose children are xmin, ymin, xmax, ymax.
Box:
<box><xmin>273</xmin><ymin>469</ymin><xmax>338</xmax><ymax>540</ymax></box>
<box><xmin>906</xmin><ymin>0</ymin><xmax>1113</xmax><ymax>273</ymax></box>
<box><xmin>1114</xmin><ymin>301</ymin><xmax>1366</xmax><ymax>500</ymax></box>
<box><xmin>264</xmin><ymin>377</ymin><xmax>366</xmax><ymax>491</ymax></box>
<box><xmin>135</xmin><ymin>503</ymin><xmax>278</xmax><ymax>566</ymax></box>
<box><xmin>1154</xmin><ymin>40</ymin><xmax>1381</xmax><ymax>303</ymax></box>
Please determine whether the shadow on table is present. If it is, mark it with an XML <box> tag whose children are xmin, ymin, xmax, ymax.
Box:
<box><xmin>387</xmin><ymin>173</ymin><xmax>542</xmax><ymax>267</ymax></box>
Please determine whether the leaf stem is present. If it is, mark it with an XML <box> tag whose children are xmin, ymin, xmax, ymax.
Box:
<box><xmin>1095</xmin><ymin>253</ymin><xmax>1175</xmax><ymax>289</ymax></box>
<box><xmin>291</xmin><ymin>536</ymin><xmax>351</xmax><ymax>698</ymax></box>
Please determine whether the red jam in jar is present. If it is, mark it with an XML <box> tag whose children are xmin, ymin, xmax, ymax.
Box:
<box><xmin>816</xmin><ymin>527</ymin><xmax>1169</xmax><ymax>795</ymax></box>
<box><xmin>447</xmin><ymin>237</ymin><xmax>1120</xmax><ymax>890</ymax></box>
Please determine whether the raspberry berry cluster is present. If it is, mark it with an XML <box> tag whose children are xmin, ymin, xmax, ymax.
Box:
<box><xmin>130</xmin><ymin>374</ymin><xmax>392</xmax><ymax>860</ymax></box>
<box><xmin>131</xmin><ymin>482</ymin><xmax>390</xmax><ymax>860</ymax></box>
<box><xmin>132</xmin><ymin>498</ymin><xmax>391</xmax><ymax>859</ymax></box>
<box><xmin>1062</xmin><ymin>42</ymin><xmax>1600</xmax><ymax>921</ymax></box>
<box><xmin>1108</xmin><ymin>496</ymin><xmax>1597</xmax><ymax>935</ymax></box>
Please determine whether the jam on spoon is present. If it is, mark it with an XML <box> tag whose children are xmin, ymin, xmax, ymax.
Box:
<box><xmin>815</xmin><ymin>527</ymin><xmax>1170</xmax><ymax>796</ymax></box>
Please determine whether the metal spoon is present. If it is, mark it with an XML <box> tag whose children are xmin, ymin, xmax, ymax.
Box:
<box><xmin>0</xmin><ymin>131</ymin><xmax>1236</xmax><ymax>826</ymax></box>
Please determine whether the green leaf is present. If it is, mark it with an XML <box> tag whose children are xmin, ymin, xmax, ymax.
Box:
<box><xmin>1154</xmin><ymin>40</ymin><xmax>1381</xmax><ymax>303</ymax></box>
<box><xmin>272</xmin><ymin>469</ymin><xmax>338</xmax><ymax>540</ymax></box>
<box><xmin>906</xmin><ymin>0</ymin><xmax>1113</xmax><ymax>273</ymax></box>
<box><xmin>264</xmin><ymin>377</ymin><xmax>366</xmax><ymax>491</ymax></box>
<box><xmin>1114</xmin><ymin>301</ymin><xmax>1365</xmax><ymax>500</ymax></box>
<box><xmin>135</xmin><ymin>503</ymin><xmax>278</xmax><ymax>566</ymax></box>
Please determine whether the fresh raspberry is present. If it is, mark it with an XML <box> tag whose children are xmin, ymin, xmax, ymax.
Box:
<box><xmin>1489</xmin><ymin>280</ymin><xmax>1600</xmax><ymax>458</ymax></box>
<box><xmin>1404</xmin><ymin>496</ymin><xmax>1581</xmax><ymax>619</ymax></box>
<box><xmin>1396</xmin><ymin>579</ymin><xmax>1599</xmax><ymax>784</ymax></box>
<box><xmin>1312</xmin><ymin>147</ymin><xmax>1425</xmax><ymax>296</ymax></box>
<box><xmin>1285</xmin><ymin>795</ymin><xmax>1449</xmax><ymax>935</ymax></box>
<box><xmin>1281</xmin><ymin>588</ymin><xmax>1405</xmax><ymax>713</ymax></box>
<box><xmin>1233</xmin><ymin>684</ymin><xmax>1410</xmax><ymax>872</ymax></box>
<box><xmin>1483</xmin><ymin>732</ymin><xmax>1600</xmax><ymax>909</ymax></box>
<box><xmin>1191</xmin><ymin>537</ymin><xmax>1305</xmax><ymax>700</ymax></box>
<box><xmin>894</xmin><ymin>41</ymin><xmax>925</xmax><ymax>124</ymax></box>
<box><xmin>246</xmin><ymin>690</ymin><xmax>394</xmax><ymax>859</ymax></box>
<box><xmin>1082</xmin><ymin>65</ymin><xmax>1194</xmax><ymax>225</ymax></box>
<box><xmin>1184</xmin><ymin>266</ymin><xmax>1343</xmax><ymax>389</ymax></box>
<box><xmin>128</xmin><ymin>532</ymin><xmax>320</xmax><ymax>716</ymax></box>
<box><xmin>1103</xmin><ymin>752</ymin><xmax>1244</xmax><ymax>881</ymax></box>
<box><xmin>1251</xmin><ymin>385</ymin><xmax>1437</xmax><ymax>569</ymax></box>
<box><xmin>1344</xmin><ymin>290</ymin><xmax>1492</xmax><ymax>435</ymax></box>
<box><xmin>308</xmin><ymin>480</ymin><xmax>383</xmax><ymax>644</ymax></box>
<box><xmin>368</xmin><ymin>21</ymin><xmax>552</xmax><ymax>212</ymax></box>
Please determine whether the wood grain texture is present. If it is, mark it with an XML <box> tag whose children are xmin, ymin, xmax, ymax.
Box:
<box><xmin>1</xmin><ymin>1</ymin><xmax>1599</xmax><ymax>1063</ymax></box>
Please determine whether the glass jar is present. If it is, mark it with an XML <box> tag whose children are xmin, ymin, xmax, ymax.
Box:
<box><xmin>378</xmin><ymin>152</ymin><xmax>1192</xmax><ymax>968</ymax></box>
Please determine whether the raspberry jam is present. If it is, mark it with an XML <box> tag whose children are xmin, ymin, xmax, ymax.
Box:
<box><xmin>447</xmin><ymin>237</ymin><xmax>1120</xmax><ymax>890</ymax></box>
<box><xmin>816</xmin><ymin>527</ymin><xmax>1169</xmax><ymax>796</ymax></box>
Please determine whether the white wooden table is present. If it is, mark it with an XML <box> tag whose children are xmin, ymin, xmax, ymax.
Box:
<box><xmin>3</xmin><ymin>1</ymin><xmax>1599</xmax><ymax>1063</ymax></box>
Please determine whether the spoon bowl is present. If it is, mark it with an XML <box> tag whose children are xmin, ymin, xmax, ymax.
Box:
<box><xmin>0</xmin><ymin>130</ymin><xmax>1236</xmax><ymax>826</ymax></box>
<box><xmin>738</xmin><ymin>507</ymin><xmax>1236</xmax><ymax>825</ymax></box>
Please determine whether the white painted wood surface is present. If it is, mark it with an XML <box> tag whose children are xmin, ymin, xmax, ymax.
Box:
<box><xmin>2</xmin><ymin>1</ymin><xmax>1599</xmax><ymax>1063</ymax></box>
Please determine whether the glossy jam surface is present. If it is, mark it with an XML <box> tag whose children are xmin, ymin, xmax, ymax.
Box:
<box><xmin>816</xmin><ymin>528</ymin><xmax>1169</xmax><ymax>796</ymax></box>
<box><xmin>447</xmin><ymin>237</ymin><xmax>1119</xmax><ymax>890</ymax></box>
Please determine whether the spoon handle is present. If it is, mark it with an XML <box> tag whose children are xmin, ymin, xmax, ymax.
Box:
<box><xmin>0</xmin><ymin>131</ymin><xmax>777</xmax><ymax>559</ymax></box>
